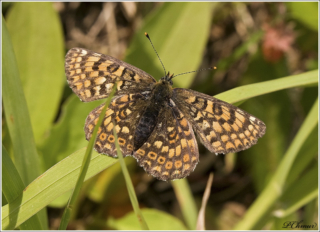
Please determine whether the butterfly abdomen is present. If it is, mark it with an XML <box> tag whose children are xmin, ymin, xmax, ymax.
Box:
<box><xmin>134</xmin><ymin>80</ymin><xmax>172</xmax><ymax>151</ymax></box>
<box><xmin>134</xmin><ymin>105</ymin><xmax>160</xmax><ymax>151</ymax></box>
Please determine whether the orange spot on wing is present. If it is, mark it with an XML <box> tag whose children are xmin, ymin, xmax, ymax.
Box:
<box><xmin>236</xmin><ymin>112</ymin><xmax>246</xmax><ymax>123</ymax></box>
<box><xmin>175</xmin><ymin>161</ymin><xmax>182</xmax><ymax>168</ymax></box>
<box><xmin>89</xmin><ymin>71</ymin><xmax>99</xmax><ymax>78</ymax></box>
<box><xmin>87</xmin><ymin>56</ymin><xmax>100</xmax><ymax>62</ymax></box>
<box><xmin>221</xmin><ymin>135</ymin><xmax>229</xmax><ymax>142</ymax></box>
<box><xmin>180</xmin><ymin>118</ymin><xmax>188</xmax><ymax>127</ymax></box>
<box><xmin>165</xmin><ymin>161</ymin><xmax>173</xmax><ymax>169</ymax></box>
<box><xmin>212</xmin><ymin>121</ymin><xmax>222</xmax><ymax>133</ymax></box>
<box><xmin>222</xmin><ymin>122</ymin><xmax>232</xmax><ymax>132</ymax></box>
<box><xmin>176</xmin><ymin>145</ymin><xmax>181</xmax><ymax>156</ymax></box>
<box><xmin>226</xmin><ymin>142</ymin><xmax>235</xmax><ymax>150</ymax></box>
<box><xmin>169</xmin><ymin>149</ymin><xmax>175</xmax><ymax>158</ymax></box>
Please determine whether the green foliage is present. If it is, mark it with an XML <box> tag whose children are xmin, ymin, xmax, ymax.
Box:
<box><xmin>2</xmin><ymin>146</ymin><xmax>42</xmax><ymax>230</ymax></box>
<box><xmin>38</xmin><ymin>95</ymin><xmax>104</xmax><ymax>170</ymax></box>
<box><xmin>2</xmin><ymin>2</ymin><xmax>318</xmax><ymax>230</ymax></box>
<box><xmin>125</xmin><ymin>2</ymin><xmax>216</xmax><ymax>88</ymax></box>
<box><xmin>2</xmin><ymin>15</ymin><xmax>48</xmax><ymax>229</ymax></box>
<box><xmin>171</xmin><ymin>179</ymin><xmax>198</xmax><ymax>229</ymax></box>
<box><xmin>234</xmin><ymin>99</ymin><xmax>318</xmax><ymax>229</ymax></box>
<box><xmin>1</xmin><ymin>148</ymin><xmax>118</xmax><ymax>229</ymax></box>
<box><xmin>286</xmin><ymin>2</ymin><xmax>318</xmax><ymax>31</ymax></box>
<box><xmin>59</xmin><ymin>85</ymin><xmax>117</xmax><ymax>229</ymax></box>
<box><xmin>113</xmin><ymin>125</ymin><xmax>149</xmax><ymax>230</ymax></box>
<box><xmin>107</xmin><ymin>209</ymin><xmax>187</xmax><ymax>230</ymax></box>
<box><xmin>6</xmin><ymin>2</ymin><xmax>65</xmax><ymax>145</ymax></box>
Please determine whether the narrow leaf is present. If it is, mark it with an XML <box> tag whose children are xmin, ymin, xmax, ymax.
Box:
<box><xmin>2</xmin><ymin>146</ymin><xmax>42</xmax><ymax>230</ymax></box>
<box><xmin>2</xmin><ymin>16</ymin><xmax>47</xmax><ymax>229</ymax></box>
<box><xmin>215</xmin><ymin>70</ymin><xmax>318</xmax><ymax>104</ymax></box>
<box><xmin>113</xmin><ymin>125</ymin><xmax>149</xmax><ymax>230</ymax></box>
<box><xmin>58</xmin><ymin>85</ymin><xmax>117</xmax><ymax>229</ymax></box>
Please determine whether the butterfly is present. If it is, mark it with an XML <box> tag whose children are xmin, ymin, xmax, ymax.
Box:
<box><xmin>65</xmin><ymin>34</ymin><xmax>266</xmax><ymax>181</ymax></box>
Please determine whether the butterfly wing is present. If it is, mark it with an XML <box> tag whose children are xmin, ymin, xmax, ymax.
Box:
<box><xmin>172</xmin><ymin>88</ymin><xmax>266</xmax><ymax>154</ymax></box>
<box><xmin>85</xmin><ymin>93</ymin><xmax>148</xmax><ymax>157</ymax></box>
<box><xmin>132</xmin><ymin>100</ymin><xmax>199</xmax><ymax>181</ymax></box>
<box><xmin>65</xmin><ymin>48</ymin><xmax>156</xmax><ymax>102</ymax></box>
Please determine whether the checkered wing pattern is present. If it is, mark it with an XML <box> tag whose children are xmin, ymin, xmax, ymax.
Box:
<box><xmin>133</xmin><ymin>101</ymin><xmax>199</xmax><ymax>181</ymax></box>
<box><xmin>85</xmin><ymin>93</ymin><xmax>147</xmax><ymax>157</ymax></box>
<box><xmin>172</xmin><ymin>89</ymin><xmax>266</xmax><ymax>154</ymax></box>
<box><xmin>65</xmin><ymin>48</ymin><xmax>156</xmax><ymax>102</ymax></box>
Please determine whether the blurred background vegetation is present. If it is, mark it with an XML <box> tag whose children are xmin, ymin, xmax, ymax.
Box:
<box><xmin>2</xmin><ymin>2</ymin><xmax>318</xmax><ymax>230</ymax></box>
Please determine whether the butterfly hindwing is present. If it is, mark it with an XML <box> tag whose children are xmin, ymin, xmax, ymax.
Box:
<box><xmin>133</xmin><ymin>101</ymin><xmax>199</xmax><ymax>181</ymax></box>
<box><xmin>65</xmin><ymin>48</ymin><xmax>156</xmax><ymax>102</ymax></box>
<box><xmin>85</xmin><ymin>93</ymin><xmax>147</xmax><ymax>157</ymax></box>
<box><xmin>172</xmin><ymin>88</ymin><xmax>266</xmax><ymax>154</ymax></box>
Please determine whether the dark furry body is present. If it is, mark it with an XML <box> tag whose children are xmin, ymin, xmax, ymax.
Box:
<box><xmin>134</xmin><ymin>80</ymin><xmax>173</xmax><ymax>151</ymax></box>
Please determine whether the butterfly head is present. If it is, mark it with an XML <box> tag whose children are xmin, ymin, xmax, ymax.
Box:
<box><xmin>160</xmin><ymin>71</ymin><xmax>174</xmax><ymax>85</ymax></box>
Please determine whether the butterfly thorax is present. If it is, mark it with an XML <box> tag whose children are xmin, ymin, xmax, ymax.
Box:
<box><xmin>133</xmin><ymin>78</ymin><xmax>173</xmax><ymax>151</ymax></box>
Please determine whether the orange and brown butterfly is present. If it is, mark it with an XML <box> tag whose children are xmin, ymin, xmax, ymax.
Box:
<box><xmin>65</xmin><ymin>33</ymin><xmax>266</xmax><ymax>181</ymax></box>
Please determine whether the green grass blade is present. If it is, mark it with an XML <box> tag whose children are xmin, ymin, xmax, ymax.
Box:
<box><xmin>58</xmin><ymin>85</ymin><xmax>117</xmax><ymax>230</ymax></box>
<box><xmin>1</xmin><ymin>148</ymin><xmax>118</xmax><ymax>229</ymax></box>
<box><xmin>2</xmin><ymin>16</ymin><xmax>47</xmax><ymax>229</ymax></box>
<box><xmin>285</xmin><ymin>126</ymin><xmax>317</xmax><ymax>186</ymax></box>
<box><xmin>278</xmin><ymin>189</ymin><xmax>318</xmax><ymax>219</ymax></box>
<box><xmin>234</xmin><ymin>98</ymin><xmax>318</xmax><ymax>230</ymax></box>
<box><xmin>215</xmin><ymin>70</ymin><xmax>318</xmax><ymax>104</ymax></box>
<box><xmin>113</xmin><ymin>126</ymin><xmax>149</xmax><ymax>230</ymax></box>
<box><xmin>274</xmin><ymin>166</ymin><xmax>318</xmax><ymax>218</ymax></box>
<box><xmin>6</xmin><ymin>2</ymin><xmax>65</xmax><ymax>144</ymax></box>
<box><xmin>171</xmin><ymin>179</ymin><xmax>198</xmax><ymax>229</ymax></box>
<box><xmin>2</xmin><ymin>146</ymin><xmax>42</xmax><ymax>230</ymax></box>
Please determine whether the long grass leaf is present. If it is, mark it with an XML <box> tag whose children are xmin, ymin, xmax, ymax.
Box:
<box><xmin>1</xmin><ymin>148</ymin><xmax>118</xmax><ymax>229</ymax></box>
<box><xmin>58</xmin><ymin>85</ymin><xmax>117</xmax><ymax>229</ymax></box>
<box><xmin>2</xmin><ymin>146</ymin><xmax>42</xmax><ymax>230</ymax></box>
<box><xmin>113</xmin><ymin>126</ymin><xmax>149</xmax><ymax>230</ymax></box>
<box><xmin>234</xmin><ymin>98</ymin><xmax>318</xmax><ymax>229</ymax></box>
<box><xmin>2</xmin><ymin>16</ymin><xmax>47</xmax><ymax>229</ymax></box>
<box><xmin>215</xmin><ymin>70</ymin><xmax>318</xmax><ymax>104</ymax></box>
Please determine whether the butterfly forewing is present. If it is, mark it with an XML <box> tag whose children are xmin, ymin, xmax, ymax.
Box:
<box><xmin>85</xmin><ymin>93</ymin><xmax>147</xmax><ymax>157</ymax></box>
<box><xmin>172</xmin><ymin>88</ymin><xmax>266</xmax><ymax>154</ymax></box>
<box><xmin>133</xmin><ymin>102</ymin><xmax>199</xmax><ymax>181</ymax></box>
<box><xmin>65</xmin><ymin>48</ymin><xmax>156</xmax><ymax>102</ymax></box>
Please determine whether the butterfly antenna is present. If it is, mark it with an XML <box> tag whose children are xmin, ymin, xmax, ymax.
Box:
<box><xmin>145</xmin><ymin>32</ymin><xmax>166</xmax><ymax>76</ymax></box>
<box><xmin>169</xmin><ymin>66</ymin><xmax>217</xmax><ymax>80</ymax></box>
